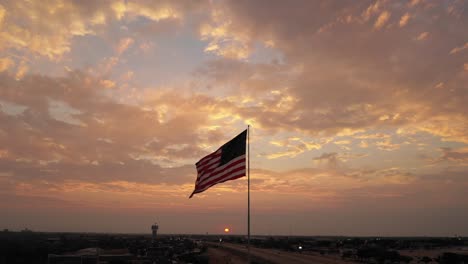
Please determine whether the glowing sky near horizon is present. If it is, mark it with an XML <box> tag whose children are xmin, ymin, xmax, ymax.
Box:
<box><xmin>0</xmin><ymin>0</ymin><xmax>467</xmax><ymax>236</ymax></box>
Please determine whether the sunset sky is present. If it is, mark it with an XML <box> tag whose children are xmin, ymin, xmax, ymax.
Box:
<box><xmin>0</xmin><ymin>0</ymin><xmax>467</xmax><ymax>236</ymax></box>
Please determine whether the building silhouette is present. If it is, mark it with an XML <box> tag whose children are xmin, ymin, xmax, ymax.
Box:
<box><xmin>151</xmin><ymin>222</ymin><xmax>159</xmax><ymax>244</ymax></box>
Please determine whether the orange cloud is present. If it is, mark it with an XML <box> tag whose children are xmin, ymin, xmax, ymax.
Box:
<box><xmin>0</xmin><ymin>57</ymin><xmax>14</xmax><ymax>72</ymax></box>
<box><xmin>450</xmin><ymin>42</ymin><xmax>468</xmax><ymax>54</ymax></box>
<box><xmin>0</xmin><ymin>0</ymin><xmax>205</xmax><ymax>60</ymax></box>
<box><xmin>376</xmin><ymin>138</ymin><xmax>400</xmax><ymax>151</ymax></box>
<box><xmin>100</xmin><ymin>79</ymin><xmax>116</xmax><ymax>89</ymax></box>
<box><xmin>115</xmin><ymin>37</ymin><xmax>135</xmax><ymax>55</ymax></box>
<box><xmin>199</xmin><ymin>6</ymin><xmax>253</xmax><ymax>60</ymax></box>
<box><xmin>362</xmin><ymin>0</ymin><xmax>383</xmax><ymax>22</ymax></box>
<box><xmin>266</xmin><ymin>137</ymin><xmax>323</xmax><ymax>159</ymax></box>
<box><xmin>415</xmin><ymin>31</ymin><xmax>429</xmax><ymax>41</ymax></box>
<box><xmin>14</xmin><ymin>60</ymin><xmax>28</xmax><ymax>80</ymax></box>
<box><xmin>399</xmin><ymin>13</ymin><xmax>410</xmax><ymax>27</ymax></box>
<box><xmin>374</xmin><ymin>11</ymin><xmax>391</xmax><ymax>29</ymax></box>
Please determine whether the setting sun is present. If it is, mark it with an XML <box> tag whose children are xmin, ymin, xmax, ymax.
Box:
<box><xmin>224</xmin><ymin>228</ymin><xmax>230</xmax><ymax>233</ymax></box>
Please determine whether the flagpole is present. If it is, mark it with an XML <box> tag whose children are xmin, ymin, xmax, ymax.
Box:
<box><xmin>247</xmin><ymin>124</ymin><xmax>251</xmax><ymax>263</ymax></box>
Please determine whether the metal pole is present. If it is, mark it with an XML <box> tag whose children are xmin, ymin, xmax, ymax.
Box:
<box><xmin>247</xmin><ymin>125</ymin><xmax>251</xmax><ymax>263</ymax></box>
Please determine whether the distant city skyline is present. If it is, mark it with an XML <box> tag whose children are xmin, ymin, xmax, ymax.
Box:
<box><xmin>0</xmin><ymin>0</ymin><xmax>467</xmax><ymax>236</ymax></box>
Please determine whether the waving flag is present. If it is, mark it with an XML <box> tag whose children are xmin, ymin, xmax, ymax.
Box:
<box><xmin>190</xmin><ymin>130</ymin><xmax>247</xmax><ymax>198</ymax></box>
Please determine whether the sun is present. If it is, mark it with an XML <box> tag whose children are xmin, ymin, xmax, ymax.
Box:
<box><xmin>224</xmin><ymin>227</ymin><xmax>230</xmax><ymax>233</ymax></box>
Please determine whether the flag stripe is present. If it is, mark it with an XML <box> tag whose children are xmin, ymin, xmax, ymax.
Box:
<box><xmin>192</xmin><ymin>170</ymin><xmax>246</xmax><ymax>195</ymax></box>
<box><xmin>195</xmin><ymin>171</ymin><xmax>246</xmax><ymax>193</ymax></box>
<box><xmin>196</xmin><ymin>155</ymin><xmax>221</xmax><ymax>173</ymax></box>
<box><xmin>195</xmin><ymin>164</ymin><xmax>245</xmax><ymax>191</ymax></box>
<box><xmin>199</xmin><ymin>155</ymin><xmax>245</xmax><ymax>184</ymax></box>
<box><xmin>197</xmin><ymin>162</ymin><xmax>245</xmax><ymax>190</ymax></box>
<box><xmin>196</xmin><ymin>157</ymin><xmax>223</xmax><ymax>183</ymax></box>
<box><xmin>196</xmin><ymin>150</ymin><xmax>221</xmax><ymax>166</ymax></box>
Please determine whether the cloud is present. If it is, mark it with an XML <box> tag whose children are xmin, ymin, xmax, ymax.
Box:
<box><xmin>334</xmin><ymin>140</ymin><xmax>351</xmax><ymax>145</ymax></box>
<box><xmin>14</xmin><ymin>60</ymin><xmax>28</xmax><ymax>80</ymax></box>
<box><xmin>138</xmin><ymin>41</ymin><xmax>155</xmax><ymax>54</ymax></box>
<box><xmin>266</xmin><ymin>137</ymin><xmax>323</xmax><ymax>159</ymax></box>
<box><xmin>0</xmin><ymin>71</ymin><xmax>245</xmax><ymax>188</ymax></box>
<box><xmin>415</xmin><ymin>31</ymin><xmax>429</xmax><ymax>41</ymax></box>
<box><xmin>362</xmin><ymin>0</ymin><xmax>384</xmax><ymax>22</ymax></box>
<box><xmin>125</xmin><ymin>1</ymin><xmax>180</xmax><ymax>21</ymax></box>
<box><xmin>355</xmin><ymin>133</ymin><xmax>390</xmax><ymax>139</ymax></box>
<box><xmin>115</xmin><ymin>37</ymin><xmax>135</xmax><ymax>55</ymax></box>
<box><xmin>312</xmin><ymin>152</ymin><xmax>367</xmax><ymax>170</ymax></box>
<box><xmin>359</xmin><ymin>141</ymin><xmax>369</xmax><ymax>148</ymax></box>
<box><xmin>399</xmin><ymin>12</ymin><xmax>410</xmax><ymax>27</ymax></box>
<box><xmin>96</xmin><ymin>57</ymin><xmax>120</xmax><ymax>75</ymax></box>
<box><xmin>100</xmin><ymin>79</ymin><xmax>116</xmax><ymax>89</ymax></box>
<box><xmin>0</xmin><ymin>0</ymin><xmax>207</xmax><ymax>60</ymax></box>
<box><xmin>408</xmin><ymin>0</ymin><xmax>421</xmax><ymax>7</ymax></box>
<box><xmin>374</xmin><ymin>11</ymin><xmax>391</xmax><ymax>30</ymax></box>
<box><xmin>0</xmin><ymin>57</ymin><xmax>14</xmax><ymax>72</ymax></box>
<box><xmin>450</xmin><ymin>42</ymin><xmax>468</xmax><ymax>55</ymax></box>
<box><xmin>199</xmin><ymin>9</ymin><xmax>253</xmax><ymax>60</ymax></box>
<box><xmin>190</xmin><ymin>0</ymin><xmax>468</xmax><ymax>145</ymax></box>
<box><xmin>411</xmin><ymin>114</ymin><xmax>468</xmax><ymax>143</ymax></box>
<box><xmin>432</xmin><ymin>147</ymin><xmax>468</xmax><ymax>165</ymax></box>
<box><xmin>0</xmin><ymin>1</ymin><xmax>105</xmax><ymax>59</ymax></box>
<box><xmin>0</xmin><ymin>4</ymin><xmax>5</xmax><ymax>25</ymax></box>
<box><xmin>346</xmin><ymin>167</ymin><xmax>415</xmax><ymax>185</ymax></box>
<box><xmin>376</xmin><ymin>138</ymin><xmax>401</xmax><ymax>151</ymax></box>
<box><xmin>434</xmin><ymin>82</ymin><xmax>445</xmax><ymax>89</ymax></box>
<box><xmin>313</xmin><ymin>152</ymin><xmax>340</xmax><ymax>168</ymax></box>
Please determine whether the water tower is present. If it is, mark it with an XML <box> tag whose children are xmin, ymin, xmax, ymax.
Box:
<box><xmin>151</xmin><ymin>222</ymin><xmax>159</xmax><ymax>243</ymax></box>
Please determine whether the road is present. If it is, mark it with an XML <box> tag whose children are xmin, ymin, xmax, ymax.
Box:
<box><xmin>206</xmin><ymin>246</ymin><xmax>247</xmax><ymax>264</ymax></box>
<box><xmin>206</xmin><ymin>242</ymin><xmax>356</xmax><ymax>264</ymax></box>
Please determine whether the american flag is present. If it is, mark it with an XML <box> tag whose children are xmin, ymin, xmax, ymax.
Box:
<box><xmin>190</xmin><ymin>130</ymin><xmax>247</xmax><ymax>198</ymax></box>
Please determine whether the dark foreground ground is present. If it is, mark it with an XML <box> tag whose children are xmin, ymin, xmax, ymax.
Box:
<box><xmin>0</xmin><ymin>229</ymin><xmax>467</xmax><ymax>263</ymax></box>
